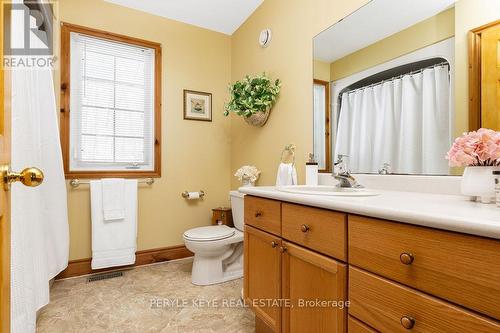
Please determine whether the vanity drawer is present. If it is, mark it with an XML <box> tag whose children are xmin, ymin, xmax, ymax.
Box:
<box><xmin>349</xmin><ymin>267</ymin><xmax>500</xmax><ymax>333</ymax></box>
<box><xmin>348</xmin><ymin>215</ymin><xmax>500</xmax><ymax>320</ymax></box>
<box><xmin>244</xmin><ymin>196</ymin><xmax>281</xmax><ymax>236</ymax></box>
<box><xmin>348</xmin><ymin>316</ymin><xmax>377</xmax><ymax>333</ymax></box>
<box><xmin>282</xmin><ymin>203</ymin><xmax>347</xmax><ymax>261</ymax></box>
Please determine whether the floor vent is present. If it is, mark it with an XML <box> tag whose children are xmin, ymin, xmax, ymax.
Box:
<box><xmin>87</xmin><ymin>271</ymin><xmax>123</xmax><ymax>282</ymax></box>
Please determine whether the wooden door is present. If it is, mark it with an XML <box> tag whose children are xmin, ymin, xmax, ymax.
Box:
<box><xmin>244</xmin><ymin>225</ymin><xmax>282</xmax><ymax>333</ymax></box>
<box><xmin>0</xmin><ymin>7</ymin><xmax>11</xmax><ymax>333</ymax></box>
<box><xmin>481</xmin><ymin>23</ymin><xmax>500</xmax><ymax>130</ymax></box>
<box><xmin>282</xmin><ymin>241</ymin><xmax>347</xmax><ymax>333</ymax></box>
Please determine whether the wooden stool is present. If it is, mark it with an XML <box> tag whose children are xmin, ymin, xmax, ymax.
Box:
<box><xmin>212</xmin><ymin>207</ymin><xmax>233</xmax><ymax>227</ymax></box>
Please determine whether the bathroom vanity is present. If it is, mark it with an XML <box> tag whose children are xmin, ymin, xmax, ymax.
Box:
<box><xmin>240</xmin><ymin>187</ymin><xmax>500</xmax><ymax>333</ymax></box>
<box><xmin>242</xmin><ymin>0</ymin><xmax>500</xmax><ymax>330</ymax></box>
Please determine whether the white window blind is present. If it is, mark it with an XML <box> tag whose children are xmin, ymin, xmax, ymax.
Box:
<box><xmin>69</xmin><ymin>32</ymin><xmax>155</xmax><ymax>171</ymax></box>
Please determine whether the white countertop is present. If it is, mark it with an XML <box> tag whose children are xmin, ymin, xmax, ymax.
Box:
<box><xmin>238</xmin><ymin>186</ymin><xmax>500</xmax><ymax>240</ymax></box>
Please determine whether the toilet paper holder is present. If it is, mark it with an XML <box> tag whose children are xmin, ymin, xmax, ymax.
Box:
<box><xmin>181</xmin><ymin>190</ymin><xmax>205</xmax><ymax>199</ymax></box>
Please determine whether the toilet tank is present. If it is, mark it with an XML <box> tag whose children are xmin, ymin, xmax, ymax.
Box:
<box><xmin>229</xmin><ymin>191</ymin><xmax>245</xmax><ymax>231</ymax></box>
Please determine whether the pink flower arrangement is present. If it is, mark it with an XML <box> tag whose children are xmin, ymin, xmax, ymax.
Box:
<box><xmin>446</xmin><ymin>128</ymin><xmax>500</xmax><ymax>167</ymax></box>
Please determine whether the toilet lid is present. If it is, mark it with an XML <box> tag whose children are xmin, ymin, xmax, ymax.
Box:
<box><xmin>183</xmin><ymin>225</ymin><xmax>235</xmax><ymax>241</ymax></box>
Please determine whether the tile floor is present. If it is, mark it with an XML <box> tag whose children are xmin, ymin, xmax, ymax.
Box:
<box><xmin>36</xmin><ymin>258</ymin><xmax>255</xmax><ymax>333</ymax></box>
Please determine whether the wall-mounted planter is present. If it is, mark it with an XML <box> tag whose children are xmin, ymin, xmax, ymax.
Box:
<box><xmin>244</xmin><ymin>109</ymin><xmax>271</xmax><ymax>127</ymax></box>
<box><xmin>224</xmin><ymin>73</ymin><xmax>281</xmax><ymax>127</ymax></box>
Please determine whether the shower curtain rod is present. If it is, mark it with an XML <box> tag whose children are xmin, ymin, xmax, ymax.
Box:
<box><xmin>345</xmin><ymin>61</ymin><xmax>450</xmax><ymax>95</ymax></box>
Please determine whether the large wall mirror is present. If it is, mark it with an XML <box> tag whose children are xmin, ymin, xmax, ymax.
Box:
<box><xmin>313</xmin><ymin>0</ymin><xmax>500</xmax><ymax>175</ymax></box>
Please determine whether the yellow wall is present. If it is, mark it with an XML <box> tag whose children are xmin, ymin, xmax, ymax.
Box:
<box><xmin>230</xmin><ymin>0</ymin><xmax>369</xmax><ymax>188</ymax></box>
<box><xmin>313</xmin><ymin>60</ymin><xmax>330</xmax><ymax>82</ymax></box>
<box><xmin>56</xmin><ymin>0</ymin><xmax>232</xmax><ymax>260</ymax></box>
<box><xmin>330</xmin><ymin>7</ymin><xmax>455</xmax><ymax>81</ymax></box>
<box><xmin>59</xmin><ymin>0</ymin><xmax>473</xmax><ymax>260</ymax></box>
<box><xmin>455</xmin><ymin>0</ymin><xmax>500</xmax><ymax>137</ymax></box>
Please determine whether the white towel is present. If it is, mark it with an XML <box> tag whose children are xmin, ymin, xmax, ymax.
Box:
<box><xmin>90</xmin><ymin>179</ymin><xmax>138</xmax><ymax>269</ymax></box>
<box><xmin>102</xmin><ymin>178</ymin><xmax>125</xmax><ymax>221</ymax></box>
<box><xmin>276</xmin><ymin>163</ymin><xmax>298</xmax><ymax>186</ymax></box>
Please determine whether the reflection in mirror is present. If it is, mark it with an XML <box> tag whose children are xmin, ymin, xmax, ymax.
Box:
<box><xmin>313</xmin><ymin>79</ymin><xmax>330</xmax><ymax>171</ymax></box>
<box><xmin>469</xmin><ymin>19</ymin><xmax>500</xmax><ymax>131</ymax></box>
<box><xmin>312</xmin><ymin>0</ymin><xmax>500</xmax><ymax>175</ymax></box>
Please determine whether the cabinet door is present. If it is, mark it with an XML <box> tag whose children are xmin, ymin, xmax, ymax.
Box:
<box><xmin>282</xmin><ymin>241</ymin><xmax>347</xmax><ymax>333</ymax></box>
<box><xmin>244</xmin><ymin>225</ymin><xmax>282</xmax><ymax>333</ymax></box>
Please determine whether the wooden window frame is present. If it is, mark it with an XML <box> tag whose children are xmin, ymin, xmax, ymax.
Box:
<box><xmin>468</xmin><ymin>19</ymin><xmax>500</xmax><ymax>131</ymax></box>
<box><xmin>313</xmin><ymin>79</ymin><xmax>331</xmax><ymax>173</ymax></box>
<box><xmin>60</xmin><ymin>22</ymin><xmax>162</xmax><ymax>179</ymax></box>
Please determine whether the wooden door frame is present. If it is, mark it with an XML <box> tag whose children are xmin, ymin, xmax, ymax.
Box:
<box><xmin>468</xmin><ymin>19</ymin><xmax>500</xmax><ymax>131</ymax></box>
<box><xmin>313</xmin><ymin>79</ymin><xmax>331</xmax><ymax>172</ymax></box>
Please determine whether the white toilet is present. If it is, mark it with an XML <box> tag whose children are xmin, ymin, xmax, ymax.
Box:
<box><xmin>183</xmin><ymin>191</ymin><xmax>245</xmax><ymax>285</ymax></box>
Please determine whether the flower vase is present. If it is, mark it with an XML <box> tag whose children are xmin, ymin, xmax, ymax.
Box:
<box><xmin>241</xmin><ymin>178</ymin><xmax>255</xmax><ymax>187</ymax></box>
<box><xmin>461</xmin><ymin>166</ymin><xmax>500</xmax><ymax>203</ymax></box>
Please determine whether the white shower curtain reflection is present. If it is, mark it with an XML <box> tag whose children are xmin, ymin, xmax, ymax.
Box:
<box><xmin>11</xmin><ymin>69</ymin><xmax>69</xmax><ymax>333</ymax></box>
<box><xmin>335</xmin><ymin>65</ymin><xmax>451</xmax><ymax>175</ymax></box>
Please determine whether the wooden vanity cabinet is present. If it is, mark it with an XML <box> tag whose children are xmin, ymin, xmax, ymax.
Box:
<box><xmin>282</xmin><ymin>203</ymin><xmax>347</xmax><ymax>261</ymax></box>
<box><xmin>244</xmin><ymin>196</ymin><xmax>500</xmax><ymax>332</ymax></box>
<box><xmin>348</xmin><ymin>215</ymin><xmax>500</xmax><ymax>320</ymax></box>
<box><xmin>244</xmin><ymin>196</ymin><xmax>281</xmax><ymax>236</ymax></box>
<box><xmin>244</xmin><ymin>197</ymin><xmax>348</xmax><ymax>333</ymax></box>
<box><xmin>347</xmin><ymin>316</ymin><xmax>377</xmax><ymax>333</ymax></box>
<box><xmin>244</xmin><ymin>225</ymin><xmax>282</xmax><ymax>333</ymax></box>
<box><xmin>349</xmin><ymin>267</ymin><xmax>500</xmax><ymax>333</ymax></box>
<box><xmin>282</xmin><ymin>241</ymin><xmax>347</xmax><ymax>333</ymax></box>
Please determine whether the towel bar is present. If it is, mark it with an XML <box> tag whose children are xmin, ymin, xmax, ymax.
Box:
<box><xmin>280</xmin><ymin>143</ymin><xmax>296</xmax><ymax>165</ymax></box>
<box><xmin>69</xmin><ymin>178</ymin><xmax>154</xmax><ymax>188</ymax></box>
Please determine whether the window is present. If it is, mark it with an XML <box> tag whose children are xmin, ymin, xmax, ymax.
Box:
<box><xmin>60</xmin><ymin>23</ymin><xmax>161</xmax><ymax>177</ymax></box>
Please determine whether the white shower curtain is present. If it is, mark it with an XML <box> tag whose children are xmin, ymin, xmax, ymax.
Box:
<box><xmin>335</xmin><ymin>65</ymin><xmax>450</xmax><ymax>175</ymax></box>
<box><xmin>11</xmin><ymin>69</ymin><xmax>69</xmax><ymax>332</ymax></box>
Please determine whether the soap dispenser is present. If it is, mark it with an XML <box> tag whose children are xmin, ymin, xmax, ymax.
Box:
<box><xmin>305</xmin><ymin>153</ymin><xmax>319</xmax><ymax>186</ymax></box>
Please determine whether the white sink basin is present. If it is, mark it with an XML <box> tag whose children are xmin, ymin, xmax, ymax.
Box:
<box><xmin>277</xmin><ymin>185</ymin><xmax>379</xmax><ymax>197</ymax></box>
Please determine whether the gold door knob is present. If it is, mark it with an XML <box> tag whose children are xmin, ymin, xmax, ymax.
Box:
<box><xmin>301</xmin><ymin>224</ymin><xmax>310</xmax><ymax>232</ymax></box>
<box><xmin>271</xmin><ymin>241</ymin><xmax>278</xmax><ymax>248</ymax></box>
<box><xmin>279</xmin><ymin>246</ymin><xmax>287</xmax><ymax>253</ymax></box>
<box><xmin>400</xmin><ymin>252</ymin><xmax>414</xmax><ymax>265</ymax></box>
<box><xmin>1</xmin><ymin>165</ymin><xmax>44</xmax><ymax>190</ymax></box>
<box><xmin>400</xmin><ymin>316</ymin><xmax>415</xmax><ymax>329</ymax></box>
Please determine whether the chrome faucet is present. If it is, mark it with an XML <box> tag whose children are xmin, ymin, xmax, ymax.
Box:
<box><xmin>378</xmin><ymin>163</ymin><xmax>391</xmax><ymax>175</ymax></box>
<box><xmin>332</xmin><ymin>155</ymin><xmax>364</xmax><ymax>188</ymax></box>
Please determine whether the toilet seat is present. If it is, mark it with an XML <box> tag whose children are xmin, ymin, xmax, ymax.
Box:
<box><xmin>183</xmin><ymin>225</ymin><xmax>235</xmax><ymax>242</ymax></box>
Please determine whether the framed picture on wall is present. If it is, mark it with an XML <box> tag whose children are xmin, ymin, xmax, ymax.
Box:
<box><xmin>183</xmin><ymin>90</ymin><xmax>212</xmax><ymax>122</ymax></box>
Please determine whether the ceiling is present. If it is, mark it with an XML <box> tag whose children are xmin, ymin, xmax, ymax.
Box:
<box><xmin>105</xmin><ymin>0</ymin><xmax>263</xmax><ymax>35</ymax></box>
<box><xmin>313</xmin><ymin>0</ymin><xmax>457</xmax><ymax>62</ymax></box>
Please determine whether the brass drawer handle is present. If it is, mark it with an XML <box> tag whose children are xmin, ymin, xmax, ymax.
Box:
<box><xmin>255</xmin><ymin>211</ymin><xmax>263</xmax><ymax>218</ymax></box>
<box><xmin>301</xmin><ymin>224</ymin><xmax>310</xmax><ymax>233</ymax></box>
<box><xmin>271</xmin><ymin>241</ymin><xmax>278</xmax><ymax>248</ymax></box>
<box><xmin>400</xmin><ymin>252</ymin><xmax>414</xmax><ymax>265</ymax></box>
<box><xmin>280</xmin><ymin>246</ymin><xmax>287</xmax><ymax>253</ymax></box>
<box><xmin>400</xmin><ymin>316</ymin><xmax>415</xmax><ymax>329</ymax></box>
